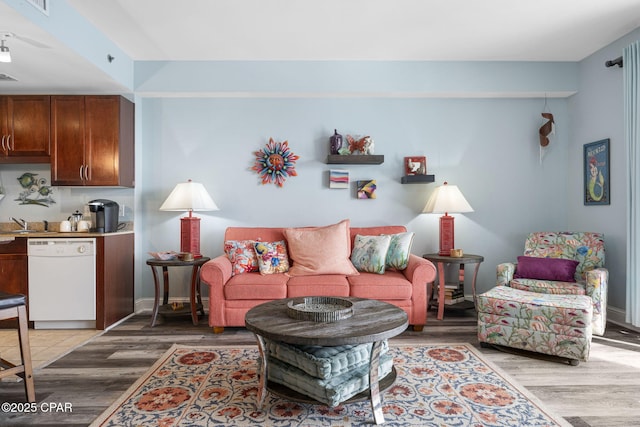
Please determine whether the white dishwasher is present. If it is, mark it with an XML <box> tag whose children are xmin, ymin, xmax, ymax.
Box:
<box><xmin>28</xmin><ymin>238</ymin><xmax>96</xmax><ymax>329</ymax></box>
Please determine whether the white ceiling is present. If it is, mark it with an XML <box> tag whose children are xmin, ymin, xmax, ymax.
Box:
<box><xmin>1</xmin><ymin>0</ymin><xmax>640</xmax><ymax>93</ymax></box>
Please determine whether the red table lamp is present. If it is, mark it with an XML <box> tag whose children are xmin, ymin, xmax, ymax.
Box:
<box><xmin>422</xmin><ymin>182</ymin><xmax>474</xmax><ymax>256</ymax></box>
<box><xmin>159</xmin><ymin>180</ymin><xmax>219</xmax><ymax>258</ymax></box>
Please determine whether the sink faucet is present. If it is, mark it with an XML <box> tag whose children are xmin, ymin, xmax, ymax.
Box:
<box><xmin>10</xmin><ymin>217</ymin><xmax>27</xmax><ymax>230</ymax></box>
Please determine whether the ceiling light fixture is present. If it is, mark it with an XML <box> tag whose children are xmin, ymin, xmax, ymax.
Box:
<box><xmin>0</xmin><ymin>39</ymin><xmax>11</xmax><ymax>63</ymax></box>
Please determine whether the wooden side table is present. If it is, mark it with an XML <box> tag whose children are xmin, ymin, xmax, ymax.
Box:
<box><xmin>146</xmin><ymin>257</ymin><xmax>210</xmax><ymax>327</ymax></box>
<box><xmin>422</xmin><ymin>253</ymin><xmax>484</xmax><ymax>321</ymax></box>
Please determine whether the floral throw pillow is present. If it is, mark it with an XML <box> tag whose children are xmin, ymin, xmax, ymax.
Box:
<box><xmin>385</xmin><ymin>232</ymin><xmax>415</xmax><ymax>270</ymax></box>
<box><xmin>254</xmin><ymin>240</ymin><xmax>290</xmax><ymax>275</ymax></box>
<box><xmin>350</xmin><ymin>234</ymin><xmax>392</xmax><ymax>274</ymax></box>
<box><xmin>224</xmin><ymin>240</ymin><xmax>258</xmax><ymax>276</ymax></box>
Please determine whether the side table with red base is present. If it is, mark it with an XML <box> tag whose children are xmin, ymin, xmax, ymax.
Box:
<box><xmin>422</xmin><ymin>253</ymin><xmax>484</xmax><ymax>321</ymax></box>
<box><xmin>146</xmin><ymin>257</ymin><xmax>210</xmax><ymax>327</ymax></box>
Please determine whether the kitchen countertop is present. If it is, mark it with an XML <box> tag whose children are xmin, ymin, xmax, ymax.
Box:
<box><xmin>0</xmin><ymin>230</ymin><xmax>134</xmax><ymax>239</ymax></box>
<box><xmin>0</xmin><ymin>222</ymin><xmax>134</xmax><ymax>239</ymax></box>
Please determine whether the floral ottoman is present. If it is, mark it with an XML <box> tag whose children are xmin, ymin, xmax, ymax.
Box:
<box><xmin>477</xmin><ymin>285</ymin><xmax>593</xmax><ymax>365</ymax></box>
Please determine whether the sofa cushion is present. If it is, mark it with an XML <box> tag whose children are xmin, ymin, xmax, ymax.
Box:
<box><xmin>254</xmin><ymin>240</ymin><xmax>290</xmax><ymax>275</ymax></box>
<box><xmin>385</xmin><ymin>231</ymin><xmax>415</xmax><ymax>270</ymax></box>
<box><xmin>224</xmin><ymin>240</ymin><xmax>258</xmax><ymax>275</ymax></box>
<box><xmin>510</xmin><ymin>278</ymin><xmax>586</xmax><ymax>295</ymax></box>
<box><xmin>265</xmin><ymin>339</ymin><xmax>389</xmax><ymax>379</ymax></box>
<box><xmin>284</xmin><ymin>219</ymin><xmax>358</xmax><ymax>276</ymax></box>
<box><xmin>224</xmin><ymin>273</ymin><xmax>288</xmax><ymax>300</ymax></box>
<box><xmin>514</xmin><ymin>256</ymin><xmax>579</xmax><ymax>282</ymax></box>
<box><xmin>267</xmin><ymin>351</ymin><xmax>393</xmax><ymax>407</ymax></box>
<box><xmin>350</xmin><ymin>234</ymin><xmax>391</xmax><ymax>274</ymax></box>
<box><xmin>348</xmin><ymin>270</ymin><xmax>413</xmax><ymax>300</ymax></box>
<box><xmin>286</xmin><ymin>275</ymin><xmax>350</xmax><ymax>298</ymax></box>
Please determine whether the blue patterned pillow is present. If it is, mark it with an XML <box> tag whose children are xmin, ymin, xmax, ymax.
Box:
<box><xmin>350</xmin><ymin>234</ymin><xmax>391</xmax><ymax>274</ymax></box>
<box><xmin>386</xmin><ymin>232</ymin><xmax>415</xmax><ymax>270</ymax></box>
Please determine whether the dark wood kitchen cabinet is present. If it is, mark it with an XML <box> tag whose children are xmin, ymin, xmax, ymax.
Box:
<box><xmin>0</xmin><ymin>238</ymin><xmax>28</xmax><ymax>328</ymax></box>
<box><xmin>95</xmin><ymin>233</ymin><xmax>134</xmax><ymax>329</ymax></box>
<box><xmin>51</xmin><ymin>95</ymin><xmax>134</xmax><ymax>187</ymax></box>
<box><xmin>0</xmin><ymin>95</ymin><xmax>51</xmax><ymax>163</ymax></box>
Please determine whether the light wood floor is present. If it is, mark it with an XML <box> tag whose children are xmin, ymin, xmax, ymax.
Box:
<box><xmin>1</xmin><ymin>311</ymin><xmax>639</xmax><ymax>427</ymax></box>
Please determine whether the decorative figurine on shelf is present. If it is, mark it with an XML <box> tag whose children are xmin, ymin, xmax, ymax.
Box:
<box><xmin>404</xmin><ymin>156</ymin><xmax>427</xmax><ymax>175</ymax></box>
<box><xmin>346</xmin><ymin>135</ymin><xmax>375</xmax><ymax>155</ymax></box>
<box><xmin>329</xmin><ymin>129</ymin><xmax>343</xmax><ymax>155</ymax></box>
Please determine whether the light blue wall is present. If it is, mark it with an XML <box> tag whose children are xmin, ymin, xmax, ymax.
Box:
<box><xmin>3</xmin><ymin>0</ymin><xmax>636</xmax><ymax>321</ymax></box>
<box><xmin>568</xmin><ymin>28</ymin><xmax>640</xmax><ymax>312</ymax></box>
<box><xmin>135</xmin><ymin>95</ymin><xmax>569</xmax><ymax>299</ymax></box>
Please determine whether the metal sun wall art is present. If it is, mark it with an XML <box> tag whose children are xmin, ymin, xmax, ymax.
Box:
<box><xmin>252</xmin><ymin>138</ymin><xmax>299</xmax><ymax>187</ymax></box>
<box><xmin>15</xmin><ymin>172</ymin><xmax>55</xmax><ymax>207</ymax></box>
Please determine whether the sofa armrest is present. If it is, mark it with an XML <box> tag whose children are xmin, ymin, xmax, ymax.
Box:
<box><xmin>496</xmin><ymin>262</ymin><xmax>516</xmax><ymax>286</ymax></box>
<box><xmin>200</xmin><ymin>255</ymin><xmax>233</xmax><ymax>327</ymax></box>
<box><xmin>402</xmin><ymin>254</ymin><xmax>437</xmax><ymax>286</ymax></box>
<box><xmin>401</xmin><ymin>254</ymin><xmax>436</xmax><ymax>327</ymax></box>
<box><xmin>585</xmin><ymin>267</ymin><xmax>608</xmax><ymax>335</ymax></box>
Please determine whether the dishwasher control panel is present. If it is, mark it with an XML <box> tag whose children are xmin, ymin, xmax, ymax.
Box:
<box><xmin>28</xmin><ymin>239</ymin><xmax>95</xmax><ymax>257</ymax></box>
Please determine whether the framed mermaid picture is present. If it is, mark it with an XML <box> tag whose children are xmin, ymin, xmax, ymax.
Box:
<box><xmin>584</xmin><ymin>139</ymin><xmax>610</xmax><ymax>205</ymax></box>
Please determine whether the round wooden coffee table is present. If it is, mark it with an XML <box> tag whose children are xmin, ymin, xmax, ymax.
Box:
<box><xmin>245</xmin><ymin>297</ymin><xmax>408</xmax><ymax>425</ymax></box>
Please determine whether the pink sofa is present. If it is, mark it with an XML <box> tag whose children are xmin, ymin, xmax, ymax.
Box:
<box><xmin>200</xmin><ymin>224</ymin><xmax>436</xmax><ymax>333</ymax></box>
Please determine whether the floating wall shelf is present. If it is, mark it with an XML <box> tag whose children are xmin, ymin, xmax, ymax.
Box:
<box><xmin>326</xmin><ymin>154</ymin><xmax>384</xmax><ymax>165</ymax></box>
<box><xmin>401</xmin><ymin>174</ymin><xmax>435</xmax><ymax>184</ymax></box>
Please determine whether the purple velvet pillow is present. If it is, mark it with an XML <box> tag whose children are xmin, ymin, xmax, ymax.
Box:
<box><xmin>514</xmin><ymin>256</ymin><xmax>579</xmax><ymax>282</ymax></box>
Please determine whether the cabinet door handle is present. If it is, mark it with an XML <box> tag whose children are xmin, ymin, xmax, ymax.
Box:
<box><xmin>84</xmin><ymin>165</ymin><xmax>90</xmax><ymax>181</ymax></box>
<box><xmin>7</xmin><ymin>134</ymin><xmax>12</xmax><ymax>151</ymax></box>
<box><xmin>1</xmin><ymin>135</ymin><xmax>4</xmax><ymax>151</ymax></box>
<box><xmin>79</xmin><ymin>165</ymin><xmax>84</xmax><ymax>180</ymax></box>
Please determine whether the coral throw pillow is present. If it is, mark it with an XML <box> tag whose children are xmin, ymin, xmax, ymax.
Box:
<box><xmin>284</xmin><ymin>219</ymin><xmax>358</xmax><ymax>276</ymax></box>
<box><xmin>224</xmin><ymin>240</ymin><xmax>258</xmax><ymax>276</ymax></box>
<box><xmin>514</xmin><ymin>256</ymin><xmax>579</xmax><ymax>282</ymax></box>
<box><xmin>385</xmin><ymin>232</ymin><xmax>415</xmax><ymax>270</ymax></box>
<box><xmin>254</xmin><ymin>241</ymin><xmax>290</xmax><ymax>275</ymax></box>
<box><xmin>351</xmin><ymin>234</ymin><xmax>392</xmax><ymax>274</ymax></box>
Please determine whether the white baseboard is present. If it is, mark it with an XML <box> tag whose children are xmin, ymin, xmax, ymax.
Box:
<box><xmin>136</xmin><ymin>297</ymin><xmax>640</xmax><ymax>334</ymax></box>
<box><xmin>606</xmin><ymin>305</ymin><xmax>640</xmax><ymax>333</ymax></box>
<box><xmin>135</xmin><ymin>297</ymin><xmax>210</xmax><ymax>314</ymax></box>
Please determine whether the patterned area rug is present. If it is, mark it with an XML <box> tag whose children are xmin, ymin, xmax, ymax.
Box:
<box><xmin>90</xmin><ymin>343</ymin><xmax>570</xmax><ymax>427</ymax></box>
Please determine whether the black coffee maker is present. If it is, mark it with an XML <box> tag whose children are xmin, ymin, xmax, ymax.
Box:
<box><xmin>88</xmin><ymin>199</ymin><xmax>119</xmax><ymax>233</ymax></box>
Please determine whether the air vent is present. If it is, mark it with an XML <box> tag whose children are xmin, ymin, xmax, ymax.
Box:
<box><xmin>26</xmin><ymin>0</ymin><xmax>49</xmax><ymax>16</ymax></box>
<box><xmin>0</xmin><ymin>73</ymin><xmax>18</xmax><ymax>82</ymax></box>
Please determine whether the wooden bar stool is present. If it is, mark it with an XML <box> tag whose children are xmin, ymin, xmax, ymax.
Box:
<box><xmin>0</xmin><ymin>292</ymin><xmax>35</xmax><ymax>402</ymax></box>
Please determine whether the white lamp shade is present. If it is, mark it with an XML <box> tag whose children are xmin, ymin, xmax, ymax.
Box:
<box><xmin>422</xmin><ymin>182</ymin><xmax>473</xmax><ymax>214</ymax></box>
<box><xmin>159</xmin><ymin>181</ymin><xmax>219</xmax><ymax>212</ymax></box>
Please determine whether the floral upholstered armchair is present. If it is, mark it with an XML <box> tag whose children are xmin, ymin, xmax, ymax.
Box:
<box><xmin>496</xmin><ymin>231</ymin><xmax>608</xmax><ymax>336</ymax></box>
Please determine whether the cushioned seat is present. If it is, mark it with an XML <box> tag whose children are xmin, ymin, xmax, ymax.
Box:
<box><xmin>510</xmin><ymin>278</ymin><xmax>586</xmax><ymax>295</ymax></box>
<box><xmin>265</xmin><ymin>339</ymin><xmax>392</xmax><ymax>407</ymax></box>
<box><xmin>349</xmin><ymin>271</ymin><xmax>413</xmax><ymax>300</ymax></box>
<box><xmin>265</xmin><ymin>340</ymin><xmax>388</xmax><ymax>379</ymax></box>
<box><xmin>223</xmin><ymin>273</ymin><xmax>288</xmax><ymax>300</ymax></box>
<box><xmin>286</xmin><ymin>275</ymin><xmax>350</xmax><ymax>298</ymax></box>
<box><xmin>478</xmin><ymin>285</ymin><xmax>593</xmax><ymax>364</ymax></box>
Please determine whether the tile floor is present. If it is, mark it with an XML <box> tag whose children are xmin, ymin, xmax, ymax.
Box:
<box><xmin>0</xmin><ymin>328</ymin><xmax>102</xmax><ymax>370</ymax></box>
